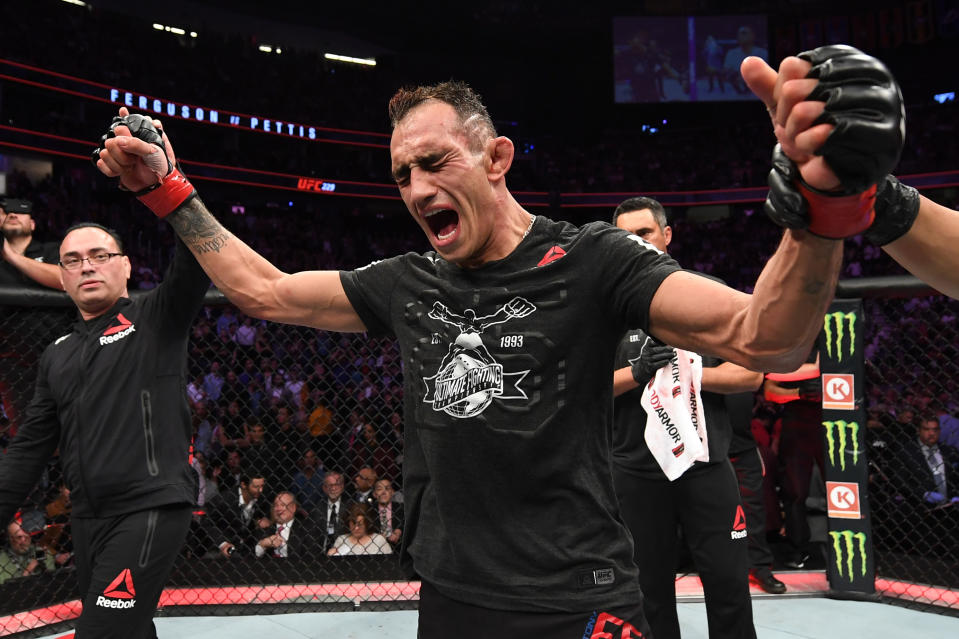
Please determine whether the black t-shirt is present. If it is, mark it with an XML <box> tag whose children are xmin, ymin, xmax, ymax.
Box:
<box><xmin>0</xmin><ymin>239</ymin><xmax>59</xmax><ymax>287</ymax></box>
<box><xmin>611</xmin><ymin>326</ymin><xmax>732</xmax><ymax>479</ymax></box>
<box><xmin>340</xmin><ymin>216</ymin><xmax>679</xmax><ymax>612</ymax></box>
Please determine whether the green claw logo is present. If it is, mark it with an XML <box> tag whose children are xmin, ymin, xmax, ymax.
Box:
<box><xmin>829</xmin><ymin>530</ymin><xmax>868</xmax><ymax>582</ymax></box>
<box><xmin>824</xmin><ymin>311</ymin><xmax>857</xmax><ymax>362</ymax></box>
<box><xmin>823</xmin><ymin>420</ymin><xmax>860</xmax><ymax>471</ymax></box>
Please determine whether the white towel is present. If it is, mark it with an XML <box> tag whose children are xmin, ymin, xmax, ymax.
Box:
<box><xmin>640</xmin><ymin>349</ymin><xmax>709</xmax><ymax>480</ymax></box>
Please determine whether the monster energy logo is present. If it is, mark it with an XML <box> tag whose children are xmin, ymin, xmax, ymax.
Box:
<box><xmin>823</xmin><ymin>311</ymin><xmax>856</xmax><ymax>362</ymax></box>
<box><xmin>829</xmin><ymin>530</ymin><xmax>867</xmax><ymax>582</ymax></box>
<box><xmin>823</xmin><ymin>420</ymin><xmax>860</xmax><ymax>471</ymax></box>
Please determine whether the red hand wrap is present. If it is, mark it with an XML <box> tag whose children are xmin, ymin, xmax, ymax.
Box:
<box><xmin>137</xmin><ymin>167</ymin><xmax>195</xmax><ymax>219</ymax></box>
<box><xmin>796</xmin><ymin>181</ymin><xmax>877</xmax><ymax>239</ymax></box>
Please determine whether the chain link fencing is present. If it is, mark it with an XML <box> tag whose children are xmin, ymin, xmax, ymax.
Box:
<box><xmin>0</xmin><ymin>288</ymin><xmax>411</xmax><ymax>637</ymax></box>
<box><xmin>861</xmin><ymin>289</ymin><xmax>959</xmax><ymax>612</ymax></box>
<box><xmin>2</xmin><ymin>282</ymin><xmax>959</xmax><ymax>636</ymax></box>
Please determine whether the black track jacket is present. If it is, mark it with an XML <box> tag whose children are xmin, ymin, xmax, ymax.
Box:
<box><xmin>0</xmin><ymin>238</ymin><xmax>209</xmax><ymax>521</ymax></box>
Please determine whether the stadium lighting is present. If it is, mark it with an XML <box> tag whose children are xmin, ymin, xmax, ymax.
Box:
<box><xmin>152</xmin><ymin>22</ymin><xmax>195</xmax><ymax>38</ymax></box>
<box><xmin>324</xmin><ymin>53</ymin><xmax>376</xmax><ymax>66</ymax></box>
<box><xmin>60</xmin><ymin>0</ymin><xmax>87</xmax><ymax>6</ymax></box>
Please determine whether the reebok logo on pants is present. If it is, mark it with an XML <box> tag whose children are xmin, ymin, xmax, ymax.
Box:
<box><xmin>96</xmin><ymin>568</ymin><xmax>137</xmax><ymax>609</ymax></box>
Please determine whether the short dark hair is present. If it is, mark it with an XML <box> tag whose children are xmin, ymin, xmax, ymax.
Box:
<box><xmin>388</xmin><ymin>80</ymin><xmax>496</xmax><ymax>150</ymax></box>
<box><xmin>612</xmin><ymin>197</ymin><xmax>668</xmax><ymax>230</ymax></box>
<box><xmin>241</xmin><ymin>471</ymin><xmax>266</xmax><ymax>486</ymax></box>
<box><xmin>344</xmin><ymin>502</ymin><xmax>379</xmax><ymax>533</ymax></box>
<box><xmin>61</xmin><ymin>222</ymin><xmax>124</xmax><ymax>254</ymax></box>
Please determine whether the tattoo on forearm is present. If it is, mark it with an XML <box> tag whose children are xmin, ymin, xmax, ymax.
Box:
<box><xmin>168</xmin><ymin>199</ymin><xmax>231</xmax><ymax>254</ymax></box>
<box><xmin>803</xmin><ymin>277</ymin><xmax>826</xmax><ymax>295</ymax></box>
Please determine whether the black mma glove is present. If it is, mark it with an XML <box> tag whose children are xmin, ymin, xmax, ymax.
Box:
<box><xmin>629</xmin><ymin>344</ymin><xmax>675</xmax><ymax>387</ymax></box>
<box><xmin>766</xmin><ymin>147</ymin><xmax>920</xmax><ymax>246</ymax></box>
<box><xmin>764</xmin><ymin>45</ymin><xmax>905</xmax><ymax>239</ymax></box>
<box><xmin>93</xmin><ymin>114</ymin><xmax>195</xmax><ymax>218</ymax></box>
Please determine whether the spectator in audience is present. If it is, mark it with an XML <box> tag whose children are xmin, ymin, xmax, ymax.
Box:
<box><xmin>206</xmin><ymin>472</ymin><xmax>271</xmax><ymax>556</ymax></box>
<box><xmin>218</xmin><ymin>449</ymin><xmax>245</xmax><ymax>494</ymax></box>
<box><xmin>353</xmin><ymin>466</ymin><xmax>377</xmax><ymax>506</ymax></box>
<box><xmin>285</xmin><ymin>364</ymin><xmax>307</xmax><ymax>409</ymax></box>
<box><xmin>243</xmin><ymin>421</ymin><xmax>273</xmax><ymax>479</ymax></box>
<box><xmin>896</xmin><ymin>417</ymin><xmax>959</xmax><ymax>505</ymax></box>
<box><xmin>934</xmin><ymin>401</ymin><xmax>959</xmax><ymax>449</ymax></box>
<box><xmin>41</xmin><ymin>482</ymin><xmax>72</xmax><ymax>561</ymax></box>
<box><xmin>327</xmin><ymin>502</ymin><xmax>393</xmax><ymax>556</ymax></box>
<box><xmin>891</xmin><ymin>407</ymin><xmax>917</xmax><ymax>441</ymax></box>
<box><xmin>238</xmin><ymin>357</ymin><xmax>262</xmax><ymax>388</ymax></box>
<box><xmin>245</xmin><ymin>379</ymin><xmax>266</xmax><ymax>417</ymax></box>
<box><xmin>270</xmin><ymin>403</ymin><xmax>298</xmax><ymax>455</ymax></box>
<box><xmin>217</xmin><ymin>400</ymin><xmax>250</xmax><ymax>451</ymax></box>
<box><xmin>221</xmin><ymin>370</ymin><xmax>245</xmax><ymax>409</ymax></box>
<box><xmin>352</xmin><ymin>422</ymin><xmax>398</xmax><ymax>481</ymax></box>
<box><xmin>266</xmin><ymin>371</ymin><xmax>289</xmax><ymax>405</ymax></box>
<box><xmin>187</xmin><ymin>373</ymin><xmax>208</xmax><ymax>407</ymax></box>
<box><xmin>204</xmin><ymin>361</ymin><xmax>225</xmax><ymax>403</ymax></box>
<box><xmin>305</xmin><ymin>388</ymin><xmax>341</xmax><ymax>467</ymax></box>
<box><xmin>291</xmin><ymin>449</ymin><xmax>326</xmax><ymax>515</ymax></box>
<box><xmin>0</xmin><ymin>198</ymin><xmax>64</xmax><ymax>439</ymax></box>
<box><xmin>255</xmin><ymin>492</ymin><xmax>323</xmax><ymax>558</ymax></box>
<box><xmin>193</xmin><ymin>400</ymin><xmax>216</xmax><ymax>458</ymax></box>
<box><xmin>234</xmin><ymin>316</ymin><xmax>258</xmax><ymax>348</ymax></box>
<box><xmin>0</xmin><ymin>198</ymin><xmax>62</xmax><ymax>290</ymax></box>
<box><xmin>373</xmin><ymin>478</ymin><xmax>404</xmax><ymax>550</ymax></box>
<box><xmin>216</xmin><ymin>307</ymin><xmax>237</xmax><ymax>338</ymax></box>
<box><xmin>193</xmin><ymin>452</ymin><xmax>220</xmax><ymax>505</ymax></box>
<box><xmin>0</xmin><ymin>520</ymin><xmax>55</xmax><ymax>583</ymax></box>
<box><xmin>317</xmin><ymin>471</ymin><xmax>353</xmax><ymax>551</ymax></box>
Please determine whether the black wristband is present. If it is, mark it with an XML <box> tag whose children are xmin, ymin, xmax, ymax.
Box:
<box><xmin>862</xmin><ymin>175</ymin><xmax>920</xmax><ymax>246</ymax></box>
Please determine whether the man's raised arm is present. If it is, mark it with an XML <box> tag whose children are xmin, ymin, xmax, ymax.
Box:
<box><xmin>880</xmin><ymin>195</ymin><xmax>959</xmax><ymax>299</ymax></box>
<box><xmin>94</xmin><ymin>108</ymin><xmax>365</xmax><ymax>332</ymax></box>
<box><xmin>648</xmin><ymin>233</ymin><xmax>840</xmax><ymax>373</ymax></box>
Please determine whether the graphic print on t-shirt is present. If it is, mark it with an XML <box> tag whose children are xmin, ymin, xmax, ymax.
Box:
<box><xmin>422</xmin><ymin>297</ymin><xmax>534</xmax><ymax>419</ymax></box>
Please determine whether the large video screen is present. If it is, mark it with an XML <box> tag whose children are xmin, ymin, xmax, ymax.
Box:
<box><xmin>614</xmin><ymin>15</ymin><xmax>768</xmax><ymax>103</ymax></box>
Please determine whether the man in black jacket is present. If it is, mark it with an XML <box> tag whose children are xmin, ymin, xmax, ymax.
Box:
<box><xmin>896</xmin><ymin>417</ymin><xmax>959</xmax><ymax>505</ymax></box>
<box><xmin>254</xmin><ymin>492</ymin><xmax>324</xmax><ymax>558</ymax></box>
<box><xmin>316</xmin><ymin>471</ymin><xmax>353</xmax><ymax>552</ymax></box>
<box><xmin>0</xmin><ymin>222</ymin><xmax>209</xmax><ymax>638</ymax></box>
<box><xmin>204</xmin><ymin>472</ymin><xmax>271</xmax><ymax>555</ymax></box>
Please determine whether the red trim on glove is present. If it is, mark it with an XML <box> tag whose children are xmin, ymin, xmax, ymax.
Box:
<box><xmin>797</xmin><ymin>181</ymin><xmax>877</xmax><ymax>239</ymax></box>
<box><xmin>137</xmin><ymin>167</ymin><xmax>195</xmax><ymax>218</ymax></box>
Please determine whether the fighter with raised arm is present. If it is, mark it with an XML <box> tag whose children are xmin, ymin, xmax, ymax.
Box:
<box><xmin>94</xmin><ymin>46</ymin><xmax>906</xmax><ymax>637</ymax></box>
